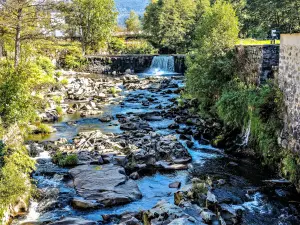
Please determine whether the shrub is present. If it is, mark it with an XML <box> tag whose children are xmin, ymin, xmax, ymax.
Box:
<box><xmin>36</xmin><ymin>56</ymin><xmax>55</xmax><ymax>76</ymax></box>
<box><xmin>56</xmin><ymin>106</ymin><xmax>63</xmax><ymax>116</ymax></box>
<box><xmin>216</xmin><ymin>81</ymin><xmax>284</xmax><ymax>167</ymax></box>
<box><xmin>60</xmin><ymin>78</ymin><xmax>69</xmax><ymax>85</ymax></box>
<box><xmin>53</xmin><ymin>96</ymin><xmax>63</xmax><ymax>104</ymax></box>
<box><xmin>35</xmin><ymin>123</ymin><xmax>53</xmax><ymax>134</ymax></box>
<box><xmin>0</xmin><ymin>126</ymin><xmax>35</xmax><ymax>220</ymax></box>
<box><xmin>53</xmin><ymin>152</ymin><xmax>78</xmax><ymax>167</ymax></box>
<box><xmin>186</xmin><ymin>0</ymin><xmax>239</xmax><ymax>116</ymax></box>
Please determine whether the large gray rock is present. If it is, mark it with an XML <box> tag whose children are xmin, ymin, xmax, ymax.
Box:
<box><xmin>49</xmin><ymin>217</ymin><xmax>96</xmax><ymax>225</ymax></box>
<box><xmin>144</xmin><ymin>201</ymin><xmax>202</xmax><ymax>225</ymax></box>
<box><xmin>69</xmin><ymin>164</ymin><xmax>142</xmax><ymax>207</ymax></box>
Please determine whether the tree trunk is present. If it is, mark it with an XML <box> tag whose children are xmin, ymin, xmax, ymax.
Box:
<box><xmin>14</xmin><ymin>8</ymin><xmax>22</xmax><ymax>68</ymax></box>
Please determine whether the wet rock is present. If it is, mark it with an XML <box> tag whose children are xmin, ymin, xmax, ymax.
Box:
<box><xmin>168</xmin><ymin>123</ymin><xmax>180</xmax><ymax>130</ymax></box>
<box><xmin>155</xmin><ymin>161</ymin><xmax>188</xmax><ymax>170</ymax></box>
<box><xmin>129</xmin><ymin>172</ymin><xmax>140</xmax><ymax>180</ymax></box>
<box><xmin>219</xmin><ymin>204</ymin><xmax>243</xmax><ymax>223</ymax></box>
<box><xmin>69</xmin><ymin>164</ymin><xmax>142</xmax><ymax>207</ymax></box>
<box><xmin>143</xmin><ymin>201</ymin><xmax>200</xmax><ymax>225</ymax></box>
<box><xmin>217</xmin><ymin>179</ymin><xmax>226</xmax><ymax>186</ymax></box>
<box><xmin>186</xmin><ymin>140</ymin><xmax>194</xmax><ymax>148</ymax></box>
<box><xmin>228</xmin><ymin>161</ymin><xmax>238</xmax><ymax>167</ymax></box>
<box><xmin>167</xmin><ymin>218</ymin><xmax>200</xmax><ymax>225</ymax></box>
<box><xmin>99</xmin><ymin>115</ymin><xmax>113</xmax><ymax>122</ymax></box>
<box><xmin>49</xmin><ymin>217</ymin><xmax>96</xmax><ymax>225</ymax></box>
<box><xmin>71</xmin><ymin>197</ymin><xmax>101</xmax><ymax>209</ymax></box>
<box><xmin>169</xmin><ymin>182</ymin><xmax>181</xmax><ymax>189</ymax></box>
<box><xmin>200</xmin><ymin>208</ymin><xmax>217</xmax><ymax>223</ymax></box>
<box><xmin>118</xmin><ymin>217</ymin><xmax>142</xmax><ymax>225</ymax></box>
<box><xmin>120</xmin><ymin>123</ymin><xmax>138</xmax><ymax>130</ymax></box>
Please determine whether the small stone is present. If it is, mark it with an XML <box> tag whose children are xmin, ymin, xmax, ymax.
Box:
<box><xmin>129</xmin><ymin>172</ymin><xmax>140</xmax><ymax>180</ymax></box>
<box><xmin>217</xmin><ymin>179</ymin><xmax>226</xmax><ymax>186</ymax></box>
<box><xmin>169</xmin><ymin>182</ymin><xmax>181</xmax><ymax>189</ymax></box>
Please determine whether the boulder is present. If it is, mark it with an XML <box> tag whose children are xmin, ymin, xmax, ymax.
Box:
<box><xmin>71</xmin><ymin>197</ymin><xmax>101</xmax><ymax>209</ymax></box>
<box><xmin>69</xmin><ymin>164</ymin><xmax>142</xmax><ymax>207</ymax></box>
<box><xmin>99</xmin><ymin>115</ymin><xmax>112</xmax><ymax>122</ymax></box>
<box><xmin>169</xmin><ymin>182</ymin><xmax>181</xmax><ymax>189</ymax></box>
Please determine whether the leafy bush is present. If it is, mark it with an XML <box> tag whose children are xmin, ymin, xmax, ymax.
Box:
<box><xmin>186</xmin><ymin>0</ymin><xmax>239</xmax><ymax>116</ymax></box>
<box><xmin>60</xmin><ymin>78</ymin><xmax>69</xmax><ymax>85</ymax></box>
<box><xmin>35</xmin><ymin>123</ymin><xmax>53</xmax><ymax>134</ymax></box>
<box><xmin>52</xmin><ymin>96</ymin><xmax>63</xmax><ymax>104</ymax></box>
<box><xmin>0</xmin><ymin>59</ymin><xmax>55</xmax><ymax>126</ymax></box>
<box><xmin>36</xmin><ymin>56</ymin><xmax>55</xmax><ymax>76</ymax></box>
<box><xmin>0</xmin><ymin>126</ymin><xmax>35</xmax><ymax>220</ymax></box>
<box><xmin>109</xmin><ymin>38</ymin><xmax>158</xmax><ymax>54</ymax></box>
<box><xmin>56</xmin><ymin>106</ymin><xmax>63</xmax><ymax>116</ymax></box>
<box><xmin>282</xmin><ymin>153</ymin><xmax>300</xmax><ymax>184</ymax></box>
<box><xmin>52</xmin><ymin>152</ymin><xmax>78</xmax><ymax>167</ymax></box>
<box><xmin>216</xmin><ymin>81</ymin><xmax>284</xmax><ymax>167</ymax></box>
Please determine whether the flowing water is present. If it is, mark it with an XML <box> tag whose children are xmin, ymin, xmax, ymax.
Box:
<box><xmin>144</xmin><ymin>56</ymin><xmax>176</xmax><ymax>76</ymax></box>
<box><xmin>14</xmin><ymin>64</ymin><xmax>300</xmax><ymax>224</ymax></box>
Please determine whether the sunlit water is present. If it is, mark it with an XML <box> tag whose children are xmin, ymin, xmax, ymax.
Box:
<box><xmin>17</xmin><ymin>72</ymin><xmax>300</xmax><ymax>224</ymax></box>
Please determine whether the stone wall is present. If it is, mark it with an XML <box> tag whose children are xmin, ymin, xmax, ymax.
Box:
<box><xmin>86</xmin><ymin>54</ymin><xmax>186</xmax><ymax>74</ymax></box>
<box><xmin>277</xmin><ymin>33</ymin><xmax>300</xmax><ymax>153</ymax></box>
<box><xmin>235</xmin><ymin>45</ymin><xmax>280</xmax><ymax>85</ymax></box>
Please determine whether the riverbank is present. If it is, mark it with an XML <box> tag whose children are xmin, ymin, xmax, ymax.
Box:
<box><xmin>12</xmin><ymin>71</ymin><xmax>300</xmax><ymax>225</ymax></box>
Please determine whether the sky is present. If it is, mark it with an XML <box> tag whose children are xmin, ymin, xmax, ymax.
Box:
<box><xmin>115</xmin><ymin>0</ymin><xmax>150</xmax><ymax>26</ymax></box>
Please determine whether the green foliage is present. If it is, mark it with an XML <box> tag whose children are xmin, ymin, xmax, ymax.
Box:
<box><xmin>109</xmin><ymin>37</ymin><xmax>126</xmax><ymax>54</ymax></box>
<box><xmin>217</xmin><ymin>81</ymin><xmax>251</xmax><ymax>128</ymax></box>
<box><xmin>0</xmin><ymin>126</ymin><xmax>35</xmax><ymax>220</ymax></box>
<box><xmin>186</xmin><ymin>0</ymin><xmax>239</xmax><ymax>116</ymax></box>
<box><xmin>282</xmin><ymin>153</ymin><xmax>300</xmax><ymax>184</ymax></box>
<box><xmin>144</xmin><ymin>0</ymin><xmax>198</xmax><ymax>53</ymax></box>
<box><xmin>53</xmin><ymin>96</ymin><xmax>63</xmax><ymax>104</ymax></box>
<box><xmin>63</xmin><ymin>0</ymin><xmax>117</xmax><ymax>53</ymax></box>
<box><xmin>56</xmin><ymin>106</ymin><xmax>63</xmax><ymax>116</ymax></box>
<box><xmin>34</xmin><ymin>123</ymin><xmax>53</xmax><ymax>134</ymax></box>
<box><xmin>216</xmin><ymin>81</ymin><xmax>284</xmax><ymax>167</ymax></box>
<box><xmin>53</xmin><ymin>152</ymin><xmax>78</xmax><ymax>167</ymax></box>
<box><xmin>125</xmin><ymin>10</ymin><xmax>142</xmax><ymax>33</ymax></box>
<box><xmin>60</xmin><ymin>78</ymin><xmax>69</xmax><ymax>85</ymax></box>
<box><xmin>109</xmin><ymin>38</ymin><xmax>157</xmax><ymax>54</ymax></box>
<box><xmin>36</xmin><ymin>56</ymin><xmax>55</xmax><ymax>76</ymax></box>
<box><xmin>242</xmin><ymin>0</ymin><xmax>300</xmax><ymax>38</ymax></box>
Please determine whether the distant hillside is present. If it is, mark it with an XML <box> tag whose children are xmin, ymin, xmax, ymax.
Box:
<box><xmin>115</xmin><ymin>0</ymin><xmax>150</xmax><ymax>26</ymax></box>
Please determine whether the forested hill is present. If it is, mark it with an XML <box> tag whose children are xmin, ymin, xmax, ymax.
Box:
<box><xmin>115</xmin><ymin>0</ymin><xmax>149</xmax><ymax>25</ymax></box>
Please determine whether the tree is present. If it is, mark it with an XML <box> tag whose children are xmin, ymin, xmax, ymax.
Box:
<box><xmin>242</xmin><ymin>0</ymin><xmax>300</xmax><ymax>38</ymax></box>
<box><xmin>143</xmin><ymin>0</ymin><xmax>197</xmax><ymax>53</ymax></box>
<box><xmin>186</xmin><ymin>0</ymin><xmax>239</xmax><ymax>115</ymax></box>
<box><xmin>125</xmin><ymin>10</ymin><xmax>142</xmax><ymax>33</ymax></box>
<box><xmin>0</xmin><ymin>0</ymin><xmax>56</xmax><ymax>67</ymax></box>
<box><xmin>65</xmin><ymin>0</ymin><xmax>117</xmax><ymax>54</ymax></box>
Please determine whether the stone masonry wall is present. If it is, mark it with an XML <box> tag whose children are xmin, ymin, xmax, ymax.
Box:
<box><xmin>235</xmin><ymin>45</ymin><xmax>280</xmax><ymax>85</ymax></box>
<box><xmin>86</xmin><ymin>54</ymin><xmax>186</xmax><ymax>74</ymax></box>
<box><xmin>277</xmin><ymin>33</ymin><xmax>300</xmax><ymax>153</ymax></box>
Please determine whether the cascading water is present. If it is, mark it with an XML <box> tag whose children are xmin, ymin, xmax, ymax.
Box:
<box><xmin>241</xmin><ymin>120</ymin><xmax>251</xmax><ymax>146</ymax></box>
<box><xmin>148</xmin><ymin>55</ymin><xmax>175</xmax><ymax>75</ymax></box>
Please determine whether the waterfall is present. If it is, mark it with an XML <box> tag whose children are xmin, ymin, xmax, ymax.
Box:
<box><xmin>241</xmin><ymin>120</ymin><xmax>251</xmax><ymax>146</ymax></box>
<box><xmin>150</xmin><ymin>56</ymin><xmax>175</xmax><ymax>74</ymax></box>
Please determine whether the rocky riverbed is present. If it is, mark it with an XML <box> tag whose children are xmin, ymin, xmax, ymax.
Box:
<box><xmin>13</xmin><ymin>72</ymin><xmax>300</xmax><ymax>225</ymax></box>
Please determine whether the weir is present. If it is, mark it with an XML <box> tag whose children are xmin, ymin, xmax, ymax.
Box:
<box><xmin>150</xmin><ymin>56</ymin><xmax>175</xmax><ymax>73</ymax></box>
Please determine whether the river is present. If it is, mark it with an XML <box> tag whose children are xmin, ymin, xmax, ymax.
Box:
<box><xmin>13</xmin><ymin>66</ymin><xmax>300</xmax><ymax>224</ymax></box>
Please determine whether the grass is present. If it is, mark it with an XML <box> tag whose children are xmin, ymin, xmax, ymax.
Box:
<box><xmin>52</xmin><ymin>152</ymin><xmax>78</xmax><ymax>167</ymax></box>
<box><xmin>34</xmin><ymin>123</ymin><xmax>53</xmax><ymax>134</ymax></box>
<box><xmin>60</xmin><ymin>78</ymin><xmax>69</xmax><ymax>85</ymax></box>
<box><xmin>238</xmin><ymin>39</ymin><xmax>280</xmax><ymax>45</ymax></box>
<box><xmin>56</xmin><ymin>106</ymin><xmax>63</xmax><ymax>116</ymax></box>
